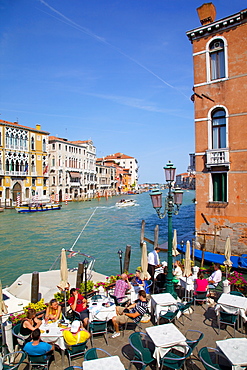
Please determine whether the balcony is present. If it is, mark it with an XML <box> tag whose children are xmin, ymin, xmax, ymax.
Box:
<box><xmin>206</xmin><ymin>148</ymin><xmax>230</xmax><ymax>168</ymax></box>
<box><xmin>4</xmin><ymin>171</ymin><xmax>27</xmax><ymax>177</ymax></box>
<box><xmin>69</xmin><ymin>181</ymin><xmax>81</xmax><ymax>187</ymax></box>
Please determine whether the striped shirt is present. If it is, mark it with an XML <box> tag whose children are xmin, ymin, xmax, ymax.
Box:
<box><xmin>130</xmin><ymin>299</ymin><xmax>148</xmax><ymax>323</ymax></box>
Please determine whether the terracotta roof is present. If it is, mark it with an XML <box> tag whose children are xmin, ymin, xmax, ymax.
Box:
<box><xmin>0</xmin><ymin>119</ymin><xmax>49</xmax><ymax>134</ymax></box>
<box><xmin>105</xmin><ymin>152</ymin><xmax>134</xmax><ymax>159</ymax></box>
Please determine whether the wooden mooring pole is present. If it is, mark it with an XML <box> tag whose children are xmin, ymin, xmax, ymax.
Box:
<box><xmin>31</xmin><ymin>271</ymin><xmax>39</xmax><ymax>303</ymax></box>
<box><xmin>123</xmin><ymin>245</ymin><xmax>131</xmax><ymax>273</ymax></box>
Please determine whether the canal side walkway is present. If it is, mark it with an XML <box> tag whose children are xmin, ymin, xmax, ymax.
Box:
<box><xmin>17</xmin><ymin>299</ymin><xmax>245</xmax><ymax>370</ymax></box>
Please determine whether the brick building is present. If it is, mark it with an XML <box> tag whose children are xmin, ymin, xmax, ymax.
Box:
<box><xmin>187</xmin><ymin>4</ymin><xmax>247</xmax><ymax>253</ymax></box>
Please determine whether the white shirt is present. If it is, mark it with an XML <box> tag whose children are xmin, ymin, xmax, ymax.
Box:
<box><xmin>148</xmin><ymin>250</ymin><xmax>160</xmax><ymax>266</ymax></box>
<box><xmin>208</xmin><ymin>269</ymin><xmax>222</xmax><ymax>285</ymax></box>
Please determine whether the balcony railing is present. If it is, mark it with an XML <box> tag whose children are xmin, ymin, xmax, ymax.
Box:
<box><xmin>4</xmin><ymin>171</ymin><xmax>27</xmax><ymax>176</ymax></box>
<box><xmin>206</xmin><ymin>148</ymin><xmax>230</xmax><ymax>167</ymax></box>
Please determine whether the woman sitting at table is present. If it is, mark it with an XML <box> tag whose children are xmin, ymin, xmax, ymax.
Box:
<box><xmin>45</xmin><ymin>299</ymin><xmax>62</xmax><ymax>322</ymax></box>
<box><xmin>20</xmin><ymin>308</ymin><xmax>42</xmax><ymax>342</ymax></box>
<box><xmin>172</xmin><ymin>261</ymin><xmax>183</xmax><ymax>284</ymax></box>
<box><xmin>194</xmin><ymin>272</ymin><xmax>208</xmax><ymax>294</ymax></box>
<box><xmin>131</xmin><ymin>270</ymin><xmax>144</xmax><ymax>287</ymax></box>
<box><xmin>63</xmin><ymin>320</ymin><xmax>90</xmax><ymax>345</ymax></box>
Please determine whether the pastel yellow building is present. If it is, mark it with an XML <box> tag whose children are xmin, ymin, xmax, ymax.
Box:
<box><xmin>0</xmin><ymin>119</ymin><xmax>49</xmax><ymax>207</ymax></box>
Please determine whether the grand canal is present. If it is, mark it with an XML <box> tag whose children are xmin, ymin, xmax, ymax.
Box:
<box><xmin>0</xmin><ymin>190</ymin><xmax>195</xmax><ymax>287</ymax></box>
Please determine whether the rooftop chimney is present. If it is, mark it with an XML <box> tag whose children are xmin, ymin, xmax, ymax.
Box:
<box><xmin>36</xmin><ymin>124</ymin><xmax>41</xmax><ymax>130</ymax></box>
<box><xmin>197</xmin><ymin>3</ymin><xmax>216</xmax><ymax>25</ymax></box>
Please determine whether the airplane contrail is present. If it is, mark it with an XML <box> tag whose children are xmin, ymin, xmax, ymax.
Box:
<box><xmin>38</xmin><ymin>0</ymin><xmax>189</xmax><ymax>99</ymax></box>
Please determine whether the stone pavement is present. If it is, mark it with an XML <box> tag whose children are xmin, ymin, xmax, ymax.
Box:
<box><xmin>18</xmin><ymin>300</ymin><xmax>246</xmax><ymax>370</ymax></box>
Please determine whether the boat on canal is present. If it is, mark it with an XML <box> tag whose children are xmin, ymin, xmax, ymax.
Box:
<box><xmin>115</xmin><ymin>199</ymin><xmax>136</xmax><ymax>207</ymax></box>
<box><xmin>16</xmin><ymin>202</ymin><xmax>61</xmax><ymax>213</ymax></box>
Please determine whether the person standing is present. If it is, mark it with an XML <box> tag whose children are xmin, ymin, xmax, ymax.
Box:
<box><xmin>147</xmin><ymin>247</ymin><xmax>161</xmax><ymax>281</ymax></box>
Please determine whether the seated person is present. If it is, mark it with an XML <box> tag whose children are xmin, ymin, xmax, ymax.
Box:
<box><xmin>207</xmin><ymin>263</ymin><xmax>222</xmax><ymax>288</ymax></box>
<box><xmin>172</xmin><ymin>261</ymin><xmax>183</xmax><ymax>283</ymax></box>
<box><xmin>111</xmin><ymin>290</ymin><xmax>148</xmax><ymax>338</ymax></box>
<box><xmin>63</xmin><ymin>320</ymin><xmax>90</xmax><ymax>345</ymax></box>
<box><xmin>156</xmin><ymin>266</ymin><xmax>168</xmax><ymax>291</ymax></box>
<box><xmin>113</xmin><ymin>273</ymin><xmax>131</xmax><ymax>303</ymax></box>
<box><xmin>194</xmin><ymin>272</ymin><xmax>208</xmax><ymax>294</ymax></box>
<box><xmin>20</xmin><ymin>309</ymin><xmax>42</xmax><ymax>342</ymax></box>
<box><xmin>68</xmin><ymin>288</ymin><xmax>89</xmax><ymax>328</ymax></box>
<box><xmin>131</xmin><ymin>270</ymin><xmax>144</xmax><ymax>287</ymax></box>
<box><xmin>45</xmin><ymin>299</ymin><xmax>62</xmax><ymax>322</ymax></box>
<box><xmin>24</xmin><ymin>328</ymin><xmax>54</xmax><ymax>356</ymax></box>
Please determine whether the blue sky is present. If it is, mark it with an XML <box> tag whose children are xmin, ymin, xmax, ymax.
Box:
<box><xmin>1</xmin><ymin>0</ymin><xmax>245</xmax><ymax>182</ymax></box>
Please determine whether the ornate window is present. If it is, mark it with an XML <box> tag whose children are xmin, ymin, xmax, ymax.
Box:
<box><xmin>31</xmin><ymin>137</ymin><xmax>35</xmax><ymax>150</ymax></box>
<box><xmin>43</xmin><ymin>138</ymin><xmax>46</xmax><ymax>152</ymax></box>
<box><xmin>212</xmin><ymin>172</ymin><xmax>227</xmax><ymax>202</ymax></box>
<box><xmin>209</xmin><ymin>39</ymin><xmax>225</xmax><ymax>80</ymax></box>
<box><xmin>212</xmin><ymin>109</ymin><xmax>226</xmax><ymax>149</ymax></box>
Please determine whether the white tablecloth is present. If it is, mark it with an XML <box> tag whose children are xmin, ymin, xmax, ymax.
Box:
<box><xmin>216</xmin><ymin>338</ymin><xmax>247</xmax><ymax>370</ymax></box>
<box><xmin>146</xmin><ymin>323</ymin><xmax>187</xmax><ymax>365</ymax></box>
<box><xmin>151</xmin><ymin>293</ymin><xmax>178</xmax><ymax>323</ymax></box>
<box><xmin>215</xmin><ymin>293</ymin><xmax>247</xmax><ymax>322</ymax></box>
<box><xmin>179</xmin><ymin>277</ymin><xmax>195</xmax><ymax>293</ymax></box>
<box><xmin>88</xmin><ymin>301</ymin><xmax>116</xmax><ymax>322</ymax></box>
<box><xmin>83</xmin><ymin>356</ymin><xmax>125</xmax><ymax>370</ymax></box>
<box><xmin>40</xmin><ymin>321</ymin><xmax>67</xmax><ymax>350</ymax></box>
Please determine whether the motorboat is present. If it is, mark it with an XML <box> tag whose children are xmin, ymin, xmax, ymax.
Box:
<box><xmin>115</xmin><ymin>199</ymin><xmax>136</xmax><ymax>207</ymax></box>
<box><xmin>16</xmin><ymin>202</ymin><xmax>61</xmax><ymax>213</ymax></box>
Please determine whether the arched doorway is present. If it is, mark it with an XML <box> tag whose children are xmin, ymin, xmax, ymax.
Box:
<box><xmin>59</xmin><ymin>189</ymin><xmax>62</xmax><ymax>202</ymax></box>
<box><xmin>13</xmin><ymin>182</ymin><xmax>22</xmax><ymax>202</ymax></box>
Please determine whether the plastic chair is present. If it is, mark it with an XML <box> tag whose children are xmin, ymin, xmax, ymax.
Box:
<box><xmin>185</xmin><ymin>330</ymin><xmax>204</xmax><ymax>358</ymax></box>
<box><xmin>218</xmin><ymin>310</ymin><xmax>238</xmax><ymax>336</ymax></box>
<box><xmin>178</xmin><ymin>299</ymin><xmax>194</xmax><ymax>324</ymax></box>
<box><xmin>109</xmin><ymin>294</ymin><xmax>127</xmax><ymax>307</ymax></box>
<box><xmin>2</xmin><ymin>351</ymin><xmax>26</xmax><ymax>370</ymax></box>
<box><xmin>91</xmin><ymin>294</ymin><xmax>106</xmax><ymax>302</ymax></box>
<box><xmin>128</xmin><ymin>332</ymin><xmax>155</xmax><ymax>367</ymax></box>
<box><xmin>27</xmin><ymin>352</ymin><xmax>53</xmax><ymax>370</ymax></box>
<box><xmin>194</xmin><ymin>291</ymin><xmax>207</xmax><ymax>307</ymax></box>
<box><xmin>64</xmin><ymin>367</ymin><xmax>83</xmax><ymax>370</ymax></box>
<box><xmin>199</xmin><ymin>347</ymin><xmax>229</xmax><ymax>370</ymax></box>
<box><xmin>160</xmin><ymin>346</ymin><xmax>192</xmax><ymax>370</ymax></box>
<box><xmin>144</xmin><ymin>280</ymin><xmax>152</xmax><ymax>294</ymax></box>
<box><xmin>84</xmin><ymin>347</ymin><xmax>111</xmax><ymax>361</ymax></box>
<box><xmin>89</xmin><ymin>320</ymin><xmax>108</xmax><ymax>346</ymax></box>
<box><xmin>12</xmin><ymin>324</ymin><xmax>25</xmax><ymax>350</ymax></box>
<box><xmin>128</xmin><ymin>360</ymin><xmax>147</xmax><ymax>370</ymax></box>
<box><xmin>158</xmin><ymin>308</ymin><xmax>179</xmax><ymax>325</ymax></box>
<box><xmin>66</xmin><ymin>340</ymin><xmax>88</xmax><ymax>366</ymax></box>
<box><xmin>230</xmin><ymin>291</ymin><xmax>244</xmax><ymax>297</ymax></box>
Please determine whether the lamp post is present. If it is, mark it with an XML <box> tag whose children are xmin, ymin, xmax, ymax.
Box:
<box><xmin>150</xmin><ymin>161</ymin><xmax>183</xmax><ymax>298</ymax></box>
<box><xmin>83</xmin><ymin>259</ymin><xmax>88</xmax><ymax>299</ymax></box>
<box><xmin>118</xmin><ymin>249</ymin><xmax>123</xmax><ymax>274</ymax></box>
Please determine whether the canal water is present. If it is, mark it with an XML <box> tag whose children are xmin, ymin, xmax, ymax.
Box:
<box><xmin>0</xmin><ymin>190</ymin><xmax>195</xmax><ymax>287</ymax></box>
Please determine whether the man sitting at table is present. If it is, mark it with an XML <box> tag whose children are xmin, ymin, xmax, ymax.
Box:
<box><xmin>207</xmin><ymin>263</ymin><xmax>222</xmax><ymax>288</ymax></box>
<box><xmin>111</xmin><ymin>290</ymin><xmax>148</xmax><ymax>338</ymax></box>
<box><xmin>63</xmin><ymin>320</ymin><xmax>90</xmax><ymax>345</ymax></box>
<box><xmin>68</xmin><ymin>288</ymin><xmax>89</xmax><ymax>328</ymax></box>
<box><xmin>24</xmin><ymin>328</ymin><xmax>54</xmax><ymax>356</ymax></box>
<box><xmin>113</xmin><ymin>273</ymin><xmax>132</xmax><ymax>303</ymax></box>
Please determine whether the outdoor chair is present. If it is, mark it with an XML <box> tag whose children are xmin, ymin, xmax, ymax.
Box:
<box><xmin>160</xmin><ymin>346</ymin><xmax>192</xmax><ymax>370</ymax></box>
<box><xmin>177</xmin><ymin>298</ymin><xmax>194</xmax><ymax>324</ymax></box>
<box><xmin>2</xmin><ymin>351</ymin><xmax>26</xmax><ymax>370</ymax></box>
<box><xmin>12</xmin><ymin>323</ymin><xmax>26</xmax><ymax>350</ymax></box>
<box><xmin>194</xmin><ymin>291</ymin><xmax>207</xmax><ymax>307</ymax></box>
<box><xmin>91</xmin><ymin>294</ymin><xmax>106</xmax><ymax>302</ymax></box>
<box><xmin>128</xmin><ymin>360</ymin><xmax>147</xmax><ymax>370</ymax></box>
<box><xmin>218</xmin><ymin>310</ymin><xmax>238</xmax><ymax>337</ymax></box>
<box><xmin>185</xmin><ymin>330</ymin><xmax>204</xmax><ymax>358</ymax></box>
<box><xmin>89</xmin><ymin>320</ymin><xmax>108</xmax><ymax>346</ymax></box>
<box><xmin>230</xmin><ymin>291</ymin><xmax>244</xmax><ymax>297</ymax></box>
<box><xmin>199</xmin><ymin>347</ymin><xmax>230</xmax><ymax>370</ymax></box>
<box><xmin>158</xmin><ymin>308</ymin><xmax>180</xmax><ymax>325</ymax></box>
<box><xmin>27</xmin><ymin>352</ymin><xmax>53</xmax><ymax>370</ymax></box>
<box><xmin>144</xmin><ymin>280</ymin><xmax>152</xmax><ymax>294</ymax></box>
<box><xmin>128</xmin><ymin>332</ymin><xmax>155</xmax><ymax>368</ymax></box>
<box><xmin>84</xmin><ymin>347</ymin><xmax>111</xmax><ymax>361</ymax></box>
<box><xmin>123</xmin><ymin>316</ymin><xmax>143</xmax><ymax>336</ymax></box>
<box><xmin>109</xmin><ymin>294</ymin><xmax>128</xmax><ymax>307</ymax></box>
<box><xmin>66</xmin><ymin>340</ymin><xmax>88</xmax><ymax>365</ymax></box>
<box><xmin>64</xmin><ymin>367</ymin><xmax>83</xmax><ymax>370</ymax></box>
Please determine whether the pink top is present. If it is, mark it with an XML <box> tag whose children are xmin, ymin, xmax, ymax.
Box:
<box><xmin>195</xmin><ymin>279</ymin><xmax>208</xmax><ymax>292</ymax></box>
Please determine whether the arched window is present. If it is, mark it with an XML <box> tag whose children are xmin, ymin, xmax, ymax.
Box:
<box><xmin>43</xmin><ymin>138</ymin><xmax>46</xmax><ymax>152</ymax></box>
<box><xmin>15</xmin><ymin>161</ymin><xmax>19</xmax><ymax>172</ymax></box>
<box><xmin>209</xmin><ymin>39</ymin><xmax>225</xmax><ymax>80</ymax></box>
<box><xmin>11</xmin><ymin>160</ymin><xmax>14</xmax><ymax>171</ymax></box>
<box><xmin>212</xmin><ymin>109</ymin><xmax>226</xmax><ymax>149</ymax></box>
<box><xmin>31</xmin><ymin>137</ymin><xmax>35</xmax><ymax>150</ymax></box>
<box><xmin>6</xmin><ymin>159</ymin><xmax>9</xmax><ymax>171</ymax></box>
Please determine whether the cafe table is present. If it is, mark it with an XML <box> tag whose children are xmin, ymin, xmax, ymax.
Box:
<box><xmin>146</xmin><ymin>323</ymin><xmax>187</xmax><ymax>366</ymax></box>
<box><xmin>151</xmin><ymin>293</ymin><xmax>178</xmax><ymax>323</ymax></box>
<box><xmin>215</xmin><ymin>293</ymin><xmax>247</xmax><ymax>328</ymax></box>
<box><xmin>216</xmin><ymin>338</ymin><xmax>247</xmax><ymax>370</ymax></box>
<box><xmin>83</xmin><ymin>355</ymin><xmax>125</xmax><ymax>370</ymax></box>
<box><xmin>88</xmin><ymin>300</ymin><xmax>116</xmax><ymax>322</ymax></box>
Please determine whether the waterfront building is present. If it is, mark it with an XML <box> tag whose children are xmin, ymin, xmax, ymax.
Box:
<box><xmin>0</xmin><ymin>119</ymin><xmax>49</xmax><ymax>206</ymax></box>
<box><xmin>176</xmin><ymin>172</ymin><xmax>195</xmax><ymax>190</ymax></box>
<box><xmin>96</xmin><ymin>159</ymin><xmax>117</xmax><ymax>196</ymax></box>
<box><xmin>48</xmin><ymin>137</ymin><xmax>96</xmax><ymax>201</ymax></box>
<box><xmin>103</xmin><ymin>152</ymin><xmax>139</xmax><ymax>190</ymax></box>
<box><xmin>187</xmin><ymin>4</ymin><xmax>247</xmax><ymax>253</ymax></box>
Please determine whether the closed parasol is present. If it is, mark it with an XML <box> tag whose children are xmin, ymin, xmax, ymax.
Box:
<box><xmin>60</xmin><ymin>248</ymin><xmax>69</xmax><ymax>290</ymax></box>
<box><xmin>183</xmin><ymin>241</ymin><xmax>192</xmax><ymax>278</ymax></box>
<box><xmin>224</xmin><ymin>236</ymin><xmax>232</xmax><ymax>279</ymax></box>
<box><xmin>141</xmin><ymin>242</ymin><xmax>150</xmax><ymax>280</ymax></box>
<box><xmin>172</xmin><ymin>229</ymin><xmax>179</xmax><ymax>257</ymax></box>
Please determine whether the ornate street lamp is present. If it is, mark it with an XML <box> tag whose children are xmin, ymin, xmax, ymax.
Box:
<box><xmin>83</xmin><ymin>259</ymin><xmax>89</xmax><ymax>299</ymax></box>
<box><xmin>150</xmin><ymin>161</ymin><xmax>183</xmax><ymax>298</ymax></box>
<box><xmin>118</xmin><ymin>249</ymin><xmax>123</xmax><ymax>274</ymax></box>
